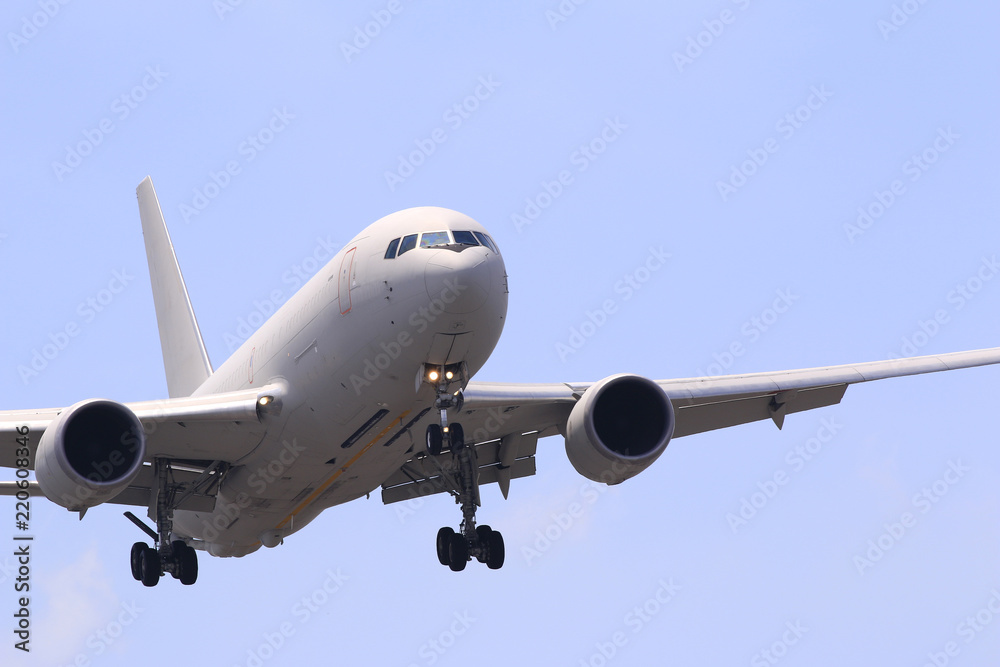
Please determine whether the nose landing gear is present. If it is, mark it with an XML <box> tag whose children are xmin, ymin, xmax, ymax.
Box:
<box><xmin>425</xmin><ymin>376</ymin><xmax>505</xmax><ymax>571</ymax></box>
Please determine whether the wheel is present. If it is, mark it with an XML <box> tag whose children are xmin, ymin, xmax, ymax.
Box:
<box><xmin>486</xmin><ymin>530</ymin><xmax>505</xmax><ymax>570</ymax></box>
<box><xmin>448</xmin><ymin>532</ymin><xmax>468</xmax><ymax>572</ymax></box>
<box><xmin>448</xmin><ymin>423</ymin><xmax>465</xmax><ymax>450</ymax></box>
<box><xmin>426</xmin><ymin>424</ymin><xmax>443</xmax><ymax>456</ymax></box>
<box><xmin>475</xmin><ymin>525</ymin><xmax>493</xmax><ymax>563</ymax></box>
<box><xmin>177</xmin><ymin>543</ymin><xmax>198</xmax><ymax>586</ymax></box>
<box><xmin>130</xmin><ymin>542</ymin><xmax>146</xmax><ymax>581</ymax></box>
<box><xmin>140</xmin><ymin>546</ymin><xmax>160</xmax><ymax>587</ymax></box>
<box><xmin>436</xmin><ymin>527</ymin><xmax>454</xmax><ymax>566</ymax></box>
<box><xmin>170</xmin><ymin>541</ymin><xmax>186</xmax><ymax>579</ymax></box>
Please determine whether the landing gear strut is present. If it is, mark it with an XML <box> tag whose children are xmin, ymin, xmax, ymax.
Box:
<box><xmin>124</xmin><ymin>458</ymin><xmax>201</xmax><ymax>586</ymax></box>
<box><xmin>426</xmin><ymin>381</ymin><xmax>505</xmax><ymax>571</ymax></box>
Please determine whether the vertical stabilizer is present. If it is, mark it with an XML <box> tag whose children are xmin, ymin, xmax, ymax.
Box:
<box><xmin>136</xmin><ymin>176</ymin><xmax>213</xmax><ymax>397</ymax></box>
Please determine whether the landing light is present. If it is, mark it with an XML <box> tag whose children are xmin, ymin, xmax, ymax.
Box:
<box><xmin>428</xmin><ymin>370</ymin><xmax>440</xmax><ymax>382</ymax></box>
<box><xmin>259</xmin><ymin>396</ymin><xmax>273</xmax><ymax>406</ymax></box>
<box><xmin>445</xmin><ymin>371</ymin><xmax>454</xmax><ymax>380</ymax></box>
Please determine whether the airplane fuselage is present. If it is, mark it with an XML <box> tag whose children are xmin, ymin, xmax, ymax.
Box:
<box><xmin>177</xmin><ymin>207</ymin><xmax>508</xmax><ymax>557</ymax></box>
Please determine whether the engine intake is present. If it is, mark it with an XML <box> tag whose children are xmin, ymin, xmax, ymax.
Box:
<box><xmin>565</xmin><ymin>374</ymin><xmax>674</xmax><ymax>484</ymax></box>
<box><xmin>35</xmin><ymin>399</ymin><xmax>146</xmax><ymax>511</ymax></box>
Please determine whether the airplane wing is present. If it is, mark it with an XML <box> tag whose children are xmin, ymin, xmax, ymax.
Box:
<box><xmin>380</xmin><ymin>347</ymin><xmax>1000</xmax><ymax>504</ymax></box>
<box><xmin>0</xmin><ymin>383</ymin><xmax>284</xmax><ymax>510</ymax></box>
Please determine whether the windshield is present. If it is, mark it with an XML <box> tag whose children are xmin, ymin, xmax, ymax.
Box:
<box><xmin>384</xmin><ymin>229</ymin><xmax>500</xmax><ymax>258</ymax></box>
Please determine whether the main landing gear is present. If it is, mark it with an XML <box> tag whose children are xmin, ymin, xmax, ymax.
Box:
<box><xmin>124</xmin><ymin>458</ymin><xmax>200</xmax><ymax>587</ymax></box>
<box><xmin>426</xmin><ymin>388</ymin><xmax>505</xmax><ymax>572</ymax></box>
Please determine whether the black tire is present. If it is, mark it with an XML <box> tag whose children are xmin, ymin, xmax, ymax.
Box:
<box><xmin>475</xmin><ymin>525</ymin><xmax>493</xmax><ymax>563</ymax></box>
<box><xmin>140</xmin><ymin>546</ymin><xmax>160</xmax><ymax>587</ymax></box>
<box><xmin>426</xmin><ymin>424</ymin><xmax>443</xmax><ymax>456</ymax></box>
<box><xmin>448</xmin><ymin>423</ymin><xmax>465</xmax><ymax>451</ymax></box>
<box><xmin>436</xmin><ymin>527</ymin><xmax>454</xmax><ymax>566</ymax></box>
<box><xmin>177</xmin><ymin>543</ymin><xmax>198</xmax><ymax>586</ymax></box>
<box><xmin>130</xmin><ymin>542</ymin><xmax>146</xmax><ymax>581</ymax></box>
<box><xmin>486</xmin><ymin>531</ymin><xmax>505</xmax><ymax>570</ymax></box>
<box><xmin>170</xmin><ymin>541</ymin><xmax>186</xmax><ymax>579</ymax></box>
<box><xmin>448</xmin><ymin>532</ymin><xmax>468</xmax><ymax>572</ymax></box>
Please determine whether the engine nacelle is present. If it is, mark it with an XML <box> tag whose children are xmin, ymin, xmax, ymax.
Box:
<box><xmin>35</xmin><ymin>399</ymin><xmax>146</xmax><ymax>511</ymax></box>
<box><xmin>565</xmin><ymin>374</ymin><xmax>674</xmax><ymax>485</ymax></box>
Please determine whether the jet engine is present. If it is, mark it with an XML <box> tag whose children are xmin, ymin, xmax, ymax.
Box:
<box><xmin>564</xmin><ymin>374</ymin><xmax>674</xmax><ymax>485</ymax></box>
<box><xmin>35</xmin><ymin>399</ymin><xmax>146</xmax><ymax>511</ymax></box>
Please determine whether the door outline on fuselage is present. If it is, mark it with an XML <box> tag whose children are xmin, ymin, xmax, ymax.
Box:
<box><xmin>339</xmin><ymin>247</ymin><xmax>357</xmax><ymax>315</ymax></box>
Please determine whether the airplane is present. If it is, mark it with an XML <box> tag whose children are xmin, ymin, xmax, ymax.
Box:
<box><xmin>2</xmin><ymin>175</ymin><xmax>999</xmax><ymax>586</ymax></box>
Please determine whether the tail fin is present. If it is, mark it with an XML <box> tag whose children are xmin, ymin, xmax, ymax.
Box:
<box><xmin>136</xmin><ymin>176</ymin><xmax>213</xmax><ymax>397</ymax></box>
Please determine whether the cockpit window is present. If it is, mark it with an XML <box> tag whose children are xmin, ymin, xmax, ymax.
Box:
<box><xmin>452</xmin><ymin>230</ymin><xmax>480</xmax><ymax>246</ymax></box>
<box><xmin>419</xmin><ymin>231</ymin><xmax>451</xmax><ymax>248</ymax></box>
<box><xmin>473</xmin><ymin>231</ymin><xmax>499</xmax><ymax>254</ymax></box>
<box><xmin>397</xmin><ymin>234</ymin><xmax>418</xmax><ymax>256</ymax></box>
<box><xmin>384</xmin><ymin>238</ymin><xmax>400</xmax><ymax>259</ymax></box>
<box><xmin>392</xmin><ymin>230</ymin><xmax>495</xmax><ymax>255</ymax></box>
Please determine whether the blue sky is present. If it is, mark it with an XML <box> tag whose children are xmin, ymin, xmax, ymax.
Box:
<box><xmin>2</xmin><ymin>2</ymin><xmax>999</xmax><ymax>665</ymax></box>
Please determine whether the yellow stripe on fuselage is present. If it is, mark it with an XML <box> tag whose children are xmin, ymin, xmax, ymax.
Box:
<box><xmin>273</xmin><ymin>411</ymin><xmax>410</xmax><ymax>531</ymax></box>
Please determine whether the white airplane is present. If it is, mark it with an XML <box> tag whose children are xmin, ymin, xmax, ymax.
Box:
<box><xmin>2</xmin><ymin>176</ymin><xmax>998</xmax><ymax>586</ymax></box>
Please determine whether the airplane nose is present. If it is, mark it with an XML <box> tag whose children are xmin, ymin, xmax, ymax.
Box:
<box><xmin>424</xmin><ymin>248</ymin><xmax>491</xmax><ymax>314</ymax></box>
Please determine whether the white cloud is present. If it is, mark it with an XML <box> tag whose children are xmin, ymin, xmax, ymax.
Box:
<box><xmin>25</xmin><ymin>543</ymin><xmax>120</xmax><ymax>667</ymax></box>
